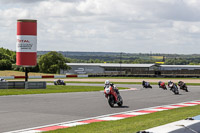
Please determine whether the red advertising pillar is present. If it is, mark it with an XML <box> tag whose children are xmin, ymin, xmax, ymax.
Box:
<box><xmin>16</xmin><ymin>19</ymin><xmax>37</xmax><ymax>81</ymax></box>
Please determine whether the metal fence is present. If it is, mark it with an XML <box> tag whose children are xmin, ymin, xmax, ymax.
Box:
<box><xmin>0</xmin><ymin>81</ymin><xmax>46</xmax><ymax>89</ymax></box>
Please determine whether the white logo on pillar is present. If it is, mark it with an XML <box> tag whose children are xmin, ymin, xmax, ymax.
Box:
<box><xmin>16</xmin><ymin>35</ymin><xmax>37</xmax><ymax>52</ymax></box>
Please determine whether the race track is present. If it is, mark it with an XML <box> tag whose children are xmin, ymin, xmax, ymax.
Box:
<box><xmin>1</xmin><ymin>84</ymin><xmax>200</xmax><ymax>132</ymax></box>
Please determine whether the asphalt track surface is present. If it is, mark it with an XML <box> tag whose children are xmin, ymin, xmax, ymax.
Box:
<box><xmin>1</xmin><ymin>84</ymin><xmax>200</xmax><ymax>132</ymax></box>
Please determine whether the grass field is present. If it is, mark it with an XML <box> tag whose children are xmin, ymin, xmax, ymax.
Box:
<box><xmin>46</xmin><ymin>81</ymin><xmax>200</xmax><ymax>86</ymax></box>
<box><xmin>45</xmin><ymin>105</ymin><xmax>200</xmax><ymax>133</ymax></box>
<box><xmin>1</xmin><ymin>70</ymin><xmax>200</xmax><ymax>80</ymax></box>
<box><xmin>0</xmin><ymin>85</ymin><xmax>128</xmax><ymax>96</ymax></box>
<box><xmin>0</xmin><ymin>70</ymin><xmax>58</xmax><ymax>76</ymax></box>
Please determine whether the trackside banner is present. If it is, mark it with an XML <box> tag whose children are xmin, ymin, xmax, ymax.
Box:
<box><xmin>16</xmin><ymin>35</ymin><xmax>37</xmax><ymax>52</ymax></box>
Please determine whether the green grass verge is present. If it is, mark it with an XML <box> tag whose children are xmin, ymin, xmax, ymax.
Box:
<box><xmin>47</xmin><ymin>81</ymin><xmax>200</xmax><ymax>86</ymax></box>
<box><xmin>0</xmin><ymin>86</ymin><xmax>128</xmax><ymax>96</ymax></box>
<box><xmin>78</xmin><ymin>77</ymin><xmax>200</xmax><ymax>79</ymax></box>
<box><xmin>45</xmin><ymin>105</ymin><xmax>200</xmax><ymax>133</ymax></box>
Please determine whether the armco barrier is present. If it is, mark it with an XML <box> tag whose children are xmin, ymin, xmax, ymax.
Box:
<box><xmin>0</xmin><ymin>81</ymin><xmax>46</xmax><ymax>89</ymax></box>
<box><xmin>0</xmin><ymin>82</ymin><xmax>8</xmax><ymax>89</ymax></box>
<box><xmin>1</xmin><ymin>76</ymin><xmax>14</xmax><ymax>79</ymax></box>
<box><xmin>42</xmin><ymin>75</ymin><xmax>54</xmax><ymax>78</ymax></box>
<box><xmin>25</xmin><ymin>82</ymin><xmax>46</xmax><ymax>89</ymax></box>
<box><xmin>29</xmin><ymin>76</ymin><xmax>42</xmax><ymax>79</ymax></box>
<box><xmin>1</xmin><ymin>75</ymin><xmax>88</xmax><ymax>79</ymax></box>
<box><xmin>78</xmin><ymin>75</ymin><xmax>88</xmax><ymax>78</ymax></box>
<box><xmin>14</xmin><ymin>76</ymin><xmax>26</xmax><ymax>79</ymax></box>
<box><xmin>8</xmin><ymin>81</ymin><xmax>25</xmax><ymax>89</ymax></box>
<box><xmin>54</xmin><ymin>75</ymin><xmax>67</xmax><ymax>78</ymax></box>
<box><xmin>66</xmin><ymin>75</ymin><xmax>77</xmax><ymax>77</ymax></box>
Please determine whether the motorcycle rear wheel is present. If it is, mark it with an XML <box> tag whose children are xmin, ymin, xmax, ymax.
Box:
<box><xmin>184</xmin><ymin>86</ymin><xmax>188</xmax><ymax>92</ymax></box>
<box><xmin>174</xmin><ymin>89</ymin><xmax>179</xmax><ymax>95</ymax></box>
<box><xmin>117</xmin><ymin>95</ymin><xmax>123</xmax><ymax>107</ymax></box>
<box><xmin>108</xmin><ymin>95</ymin><xmax>115</xmax><ymax>107</ymax></box>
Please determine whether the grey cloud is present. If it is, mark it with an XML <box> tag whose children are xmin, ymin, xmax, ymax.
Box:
<box><xmin>153</xmin><ymin>1</ymin><xmax>200</xmax><ymax>22</ymax></box>
<box><xmin>0</xmin><ymin>0</ymin><xmax>85</xmax><ymax>4</ymax></box>
<box><xmin>0</xmin><ymin>0</ymin><xmax>47</xmax><ymax>4</ymax></box>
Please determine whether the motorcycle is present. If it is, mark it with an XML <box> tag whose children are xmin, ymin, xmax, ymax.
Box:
<box><xmin>178</xmin><ymin>82</ymin><xmax>188</xmax><ymax>92</ymax></box>
<box><xmin>54</xmin><ymin>79</ymin><xmax>66</xmax><ymax>85</ymax></box>
<box><xmin>142</xmin><ymin>81</ymin><xmax>152</xmax><ymax>89</ymax></box>
<box><xmin>0</xmin><ymin>78</ymin><xmax>6</xmax><ymax>82</ymax></box>
<box><xmin>159</xmin><ymin>82</ymin><xmax>167</xmax><ymax>90</ymax></box>
<box><xmin>169</xmin><ymin>83</ymin><xmax>179</xmax><ymax>95</ymax></box>
<box><xmin>104</xmin><ymin>85</ymin><xmax>123</xmax><ymax>107</ymax></box>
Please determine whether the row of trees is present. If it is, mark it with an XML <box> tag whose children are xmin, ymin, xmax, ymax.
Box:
<box><xmin>1</xmin><ymin>47</ymin><xmax>200</xmax><ymax>74</ymax></box>
<box><xmin>38</xmin><ymin>51</ymin><xmax>70</xmax><ymax>73</ymax></box>
<box><xmin>68</xmin><ymin>58</ymin><xmax>198</xmax><ymax>65</ymax></box>
<box><xmin>0</xmin><ymin>47</ymin><xmax>69</xmax><ymax>74</ymax></box>
<box><xmin>0</xmin><ymin>48</ymin><xmax>16</xmax><ymax>70</ymax></box>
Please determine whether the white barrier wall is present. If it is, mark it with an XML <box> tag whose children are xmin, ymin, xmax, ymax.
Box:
<box><xmin>29</xmin><ymin>76</ymin><xmax>42</xmax><ymax>79</ymax></box>
<box><xmin>54</xmin><ymin>75</ymin><xmax>67</xmax><ymax>78</ymax></box>
<box><xmin>1</xmin><ymin>76</ymin><xmax>14</xmax><ymax>79</ymax></box>
<box><xmin>78</xmin><ymin>75</ymin><xmax>88</xmax><ymax>78</ymax></box>
<box><xmin>145</xmin><ymin>119</ymin><xmax>200</xmax><ymax>133</ymax></box>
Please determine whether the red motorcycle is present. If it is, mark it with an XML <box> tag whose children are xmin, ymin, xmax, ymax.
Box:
<box><xmin>159</xmin><ymin>82</ymin><xmax>167</xmax><ymax>90</ymax></box>
<box><xmin>104</xmin><ymin>85</ymin><xmax>123</xmax><ymax>107</ymax></box>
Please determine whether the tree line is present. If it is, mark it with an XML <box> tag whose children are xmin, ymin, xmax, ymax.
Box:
<box><xmin>0</xmin><ymin>47</ymin><xmax>69</xmax><ymax>74</ymax></box>
<box><xmin>1</xmin><ymin>47</ymin><xmax>200</xmax><ymax>74</ymax></box>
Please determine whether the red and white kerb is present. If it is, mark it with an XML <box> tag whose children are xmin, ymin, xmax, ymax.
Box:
<box><xmin>16</xmin><ymin>19</ymin><xmax>37</xmax><ymax>66</ymax></box>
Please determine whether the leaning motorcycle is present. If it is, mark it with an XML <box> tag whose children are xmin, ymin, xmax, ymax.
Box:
<box><xmin>142</xmin><ymin>81</ymin><xmax>152</xmax><ymax>89</ymax></box>
<box><xmin>178</xmin><ymin>83</ymin><xmax>188</xmax><ymax>92</ymax></box>
<box><xmin>159</xmin><ymin>82</ymin><xmax>167</xmax><ymax>90</ymax></box>
<box><xmin>104</xmin><ymin>85</ymin><xmax>123</xmax><ymax>107</ymax></box>
<box><xmin>169</xmin><ymin>83</ymin><xmax>179</xmax><ymax>95</ymax></box>
<box><xmin>54</xmin><ymin>80</ymin><xmax>66</xmax><ymax>85</ymax></box>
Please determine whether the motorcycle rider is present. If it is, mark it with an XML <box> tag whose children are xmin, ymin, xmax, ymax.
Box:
<box><xmin>158</xmin><ymin>81</ymin><xmax>162</xmax><ymax>88</ymax></box>
<box><xmin>178</xmin><ymin>81</ymin><xmax>184</xmax><ymax>87</ymax></box>
<box><xmin>0</xmin><ymin>78</ymin><xmax>6</xmax><ymax>82</ymax></box>
<box><xmin>104</xmin><ymin>80</ymin><xmax>119</xmax><ymax>95</ymax></box>
<box><xmin>142</xmin><ymin>80</ymin><xmax>150</xmax><ymax>88</ymax></box>
<box><xmin>178</xmin><ymin>80</ymin><xmax>188</xmax><ymax>92</ymax></box>
<box><xmin>168</xmin><ymin>80</ymin><xmax>173</xmax><ymax>90</ymax></box>
<box><xmin>168</xmin><ymin>80</ymin><xmax>173</xmax><ymax>86</ymax></box>
<box><xmin>57</xmin><ymin>79</ymin><xmax>62</xmax><ymax>84</ymax></box>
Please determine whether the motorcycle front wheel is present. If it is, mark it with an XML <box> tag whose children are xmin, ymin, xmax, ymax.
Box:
<box><xmin>184</xmin><ymin>86</ymin><xmax>188</xmax><ymax>92</ymax></box>
<box><xmin>108</xmin><ymin>95</ymin><xmax>115</xmax><ymax>107</ymax></box>
<box><xmin>117</xmin><ymin>95</ymin><xmax>123</xmax><ymax>107</ymax></box>
<box><xmin>174</xmin><ymin>89</ymin><xmax>179</xmax><ymax>95</ymax></box>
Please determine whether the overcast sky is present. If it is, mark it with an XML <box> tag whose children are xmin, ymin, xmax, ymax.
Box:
<box><xmin>1</xmin><ymin>0</ymin><xmax>200</xmax><ymax>54</ymax></box>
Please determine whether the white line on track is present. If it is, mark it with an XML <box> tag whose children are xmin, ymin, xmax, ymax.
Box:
<box><xmin>5</xmin><ymin>100</ymin><xmax>200</xmax><ymax>133</ymax></box>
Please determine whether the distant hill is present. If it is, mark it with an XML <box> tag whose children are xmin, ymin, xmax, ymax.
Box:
<box><xmin>37</xmin><ymin>51</ymin><xmax>134</xmax><ymax>61</ymax></box>
<box><xmin>37</xmin><ymin>51</ymin><xmax>200</xmax><ymax>64</ymax></box>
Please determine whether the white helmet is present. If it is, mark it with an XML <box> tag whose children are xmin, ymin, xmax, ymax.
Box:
<box><xmin>105</xmin><ymin>80</ymin><xmax>110</xmax><ymax>85</ymax></box>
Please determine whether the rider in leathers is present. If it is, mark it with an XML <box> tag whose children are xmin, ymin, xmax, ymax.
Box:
<box><xmin>104</xmin><ymin>80</ymin><xmax>119</xmax><ymax>95</ymax></box>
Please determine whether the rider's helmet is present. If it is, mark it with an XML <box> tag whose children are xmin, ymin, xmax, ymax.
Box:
<box><xmin>105</xmin><ymin>80</ymin><xmax>110</xmax><ymax>85</ymax></box>
<box><xmin>168</xmin><ymin>80</ymin><xmax>171</xmax><ymax>83</ymax></box>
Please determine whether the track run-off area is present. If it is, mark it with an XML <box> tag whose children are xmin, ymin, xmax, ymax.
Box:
<box><xmin>1</xmin><ymin>79</ymin><xmax>200</xmax><ymax>132</ymax></box>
